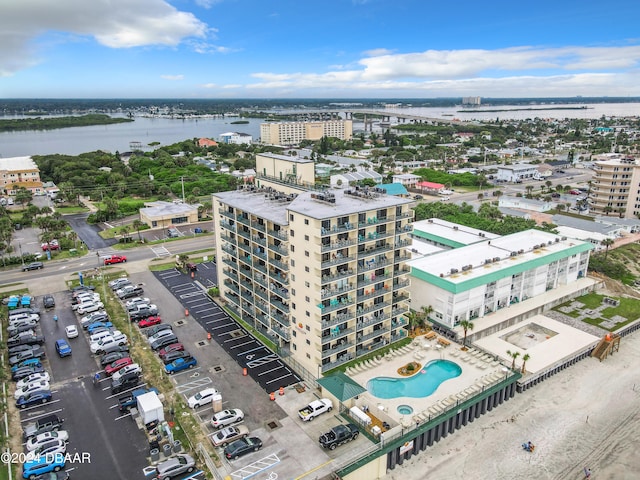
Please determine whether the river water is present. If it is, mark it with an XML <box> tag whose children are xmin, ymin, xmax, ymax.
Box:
<box><xmin>1</xmin><ymin>102</ymin><xmax>639</xmax><ymax>157</ymax></box>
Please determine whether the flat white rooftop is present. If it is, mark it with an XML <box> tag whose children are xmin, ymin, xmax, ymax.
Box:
<box><xmin>412</xmin><ymin>218</ymin><xmax>498</xmax><ymax>247</ymax></box>
<box><xmin>474</xmin><ymin>315</ymin><xmax>600</xmax><ymax>374</ymax></box>
<box><xmin>410</xmin><ymin>229</ymin><xmax>593</xmax><ymax>289</ymax></box>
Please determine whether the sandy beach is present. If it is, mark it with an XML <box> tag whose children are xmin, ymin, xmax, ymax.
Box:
<box><xmin>383</xmin><ymin>328</ymin><xmax>640</xmax><ymax>480</ymax></box>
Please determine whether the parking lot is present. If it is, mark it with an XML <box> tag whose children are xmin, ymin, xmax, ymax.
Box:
<box><xmin>153</xmin><ymin>262</ymin><xmax>302</xmax><ymax>393</ymax></box>
<box><xmin>14</xmin><ymin>290</ymin><xmax>150</xmax><ymax>479</ymax></box>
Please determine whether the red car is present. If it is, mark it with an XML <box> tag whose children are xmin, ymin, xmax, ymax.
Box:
<box><xmin>104</xmin><ymin>357</ymin><xmax>133</xmax><ymax>376</ymax></box>
<box><xmin>41</xmin><ymin>240</ymin><xmax>60</xmax><ymax>251</ymax></box>
<box><xmin>138</xmin><ymin>316</ymin><xmax>162</xmax><ymax>328</ymax></box>
<box><xmin>104</xmin><ymin>255</ymin><xmax>127</xmax><ymax>265</ymax></box>
<box><xmin>157</xmin><ymin>343</ymin><xmax>184</xmax><ymax>357</ymax></box>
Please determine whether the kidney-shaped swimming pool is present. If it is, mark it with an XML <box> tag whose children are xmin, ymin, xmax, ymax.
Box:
<box><xmin>367</xmin><ymin>359</ymin><xmax>462</xmax><ymax>399</ymax></box>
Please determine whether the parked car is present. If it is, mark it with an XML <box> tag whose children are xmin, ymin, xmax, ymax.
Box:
<box><xmin>167</xmin><ymin>228</ymin><xmax>180</xmax><ymax>238</ymax></box>
<box><xmin>111</xmin><ymin>363</ymin><xmax>141</xmax><ymax>381</ymax></box>
<box><xmin>21</xmin><ymin>453</ymin><xmax>65</xmax><ymax>479</ymax></box>
<box><xmin>187</xmin><ymin>387</ymin><xmax>220</xmax><ymax>409</ymax></box>
<box><xmin>12</xmin><ymin>365</ymin><xmax>45</xmax><ymax>382</ymax></box>
<box><xmin>41</xmin><ymin>240</ymin><xmax>60</xmax><ymax>251</ymax></box>
<box><xmin>14</xmin><ymin>380</ymin><xmax>51</xmax><ymax>399</ymax></box>
<box><xmin>148</xmin><ymin>329</ymin><xmax>175</xmax><ymax>344</ymax></box>
<box><xmin>76</xmin><ymin>301</ymin><xmax>105</xmax><ymax>315</ymax></box>
<box><xmin>211</xmin><ymin>409</ymin><xmax>244</xmax><ymax>430</ymax></box>
<box><xmin>100</xmin><ymin>350</ymin><xmax>130</xmax><ymax>366</ymax></box>
<box><xmin>30</xmin><ymin>438</ymin><xmax>66</xmax><ymax>458</ymax></box>
<box><xmin>23</xmin><ymin>414</ymin><xmax>64</xmax><ymax>440</ymax></box>
<box><xmin>90</xmin><ymin>333</ymin><xmax>128</xmax><ymax>354</ymax></box>
<box><xmin>26</xmin><ymin>430</ymin><xmax>69</xmax><ymax>451</ymax></box>
<box><xmin>165</xmin><ymin>356</ymin><xmax>197</xmax><ymax>374</ymax></box>
<box><xmin>116</xmin><ymin>285</ymin><xmax>144</xmax><ymax>300</ymax></box>
<box><xmin>87</xmin><ymin>321</ymin><xmax>114</xmax><ymax>334</ymax></box>
<box><xmin>80</xmin><ymin>311</ymin><xmax>108</xmax><ymax>328</ymax></box>
<box><xmin>125</xmin><ymin>297</ymin><xmax>151</xmax><ymax>309</ymax></box>
<box><xmin>17</xmin><ymin>390</ymin><xmax>52</xmax><ymax>409</ymax></box>
<box><xmin>104</xmin><ymin>357</ymin><xmax>133</xmax><ymax>376</ymax></box>
<box><xmin>108</xmin><ymin>277</ymin><xmax>130</xmax><ymax>290</ymax></box>
<box><xmin>104</xmin><ymin>255</ymin><xmax>127</xmax><ymax>265</ymax></box>
<box><xmin>150</xmin><ymin>334</ymin><xmax>179</xmax><ymax>351</ymax></box>
<box><xmin>8</xmin><ymin>344</ymin><xmax>40</xmax><ymax>356</ymax></box>
<box><xmin>138</xmin><ymin>316</ymin><xmax>162</xmax><ymax>328</ymax></box>
<box><xmin>117</xmin><ymin>387</ymin><xmax>159</xmax><ymax>412</ymax></box>
<box><xmin>161</xmin><ymin>350</ymin><xmax>190</xmax><ymax>365</ymax></box>
<box><xmin>16</xmin><ymin>372</ymin><xmax>50</xmax><ymax>390</ymax></box>
<box><xmin>211</xmin><ymin>424</ymin><xmax>249</xmax><ymax>447</ymax></box>
<box><xmin>9</xmin><ymin>312</ymin><xmax>40</xmax><ymax>323</ymax></box>
<box><xmin>158</xmin><ymin>343</ymin><xmax>184</xmax><ymax>357</ymax></box>
<box><xmin>154</xmin><ymin>454</ymin><xmax>195</xmax><ymax>480</ymax></box>
<box><xmin>110</xmin><ymin>372</ymin><xmax>141</xmax><ymax>394</ymax></box>
<box><xmin>99</xmin><ymin>344</ymin><xmax>130</xmax><ymax>356</ymax></box>
<box><xmin>55</xmin><ymin>339</ymin><xmax>72</xmax><ymax>357</ymax></box>
<box><xmin>65</xmin><ymin>325</ymin><xmax>79</xmax><ymax>339</ymax></box>
<box><xmin>223</xmin><ymin>437</ymin><xmax>263</xmax><ymax>460</ymax></box>
<box><xmin>9</xmin><ymin>347</ymin><xmax>45</xmax><ymax>366</ymax></box>
<box><xmin>145</xmin><ymin>324</ymin><xmax>173</xmax><ymax>338</ymax></box>
<box><xmin>11</xmin><ymin>358</ymin><xmax>42</xmax><ymax>372</ymax></box>
<box><xmin>42</xmin><ymin>295</ymin><xmax>55</xmax><ymax>309</ymax></box>
<box><xmin>7</xmin><ymin>333</ymin><xmax>45</xmax><ymax>348</ymax></box>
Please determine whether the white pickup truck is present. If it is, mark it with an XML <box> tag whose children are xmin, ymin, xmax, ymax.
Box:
<box><xmin>298</xmin><ymin>398</ymin><xmax>333</xmax><ymax>422</ymax></box>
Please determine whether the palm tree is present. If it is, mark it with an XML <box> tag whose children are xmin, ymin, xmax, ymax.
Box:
<box><xmin>545</xmin><ymin>180</ymin><xmax>553</xmax><ymax>192</ymax></box>
<box><xmin>132</xmin><ymin>219</ymin><xmax>144</xmax><ymax>241</ymax></box>
<box><xmin>521</xmin><ymin>353</ymin><xmax>530</xmax><ymax>374</ymax></box>
<box><xmin>420</xmin><ymin>305</ymin><xmax>433</xmax><ymax>324</ymax></box>
<box><xmin>601</xmin><ymin>238</ymin><xmax>614</xmax><ymax>259</ymax></box>
<box><xmin>459</xmin><ymin>320</ymin><xmax>474</xmax><ymax>350</ymax></box>
<box><xmin>405</xmin><ymin>311</ymin><xmax>421</xmax><ymax>336</ymax></box>
<box><xmin>507</xmin><ymin>349</ymin><xmax>521</xmax><ymax>371</ymax></box>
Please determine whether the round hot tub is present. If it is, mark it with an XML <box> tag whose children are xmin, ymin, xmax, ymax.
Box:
<box><xmin>397</xmin><ymin>404</ymin><xmax>414</xmax><ymax>415</ymax></box>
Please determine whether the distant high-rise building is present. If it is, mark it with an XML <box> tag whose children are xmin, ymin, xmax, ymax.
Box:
<box><xmin>260</xmin><ymin>120</ymin><xmax>353</xmax><ymax>146</ymax></box>
<box><xmin>590</xmin><ymin>155</ymin><xmax>640</xmax><ymax>219</ymax></box>
<box><xmin>462</xmin><ymin>97</ymin><xmax>482</xmax><ymax>106</ymax></box>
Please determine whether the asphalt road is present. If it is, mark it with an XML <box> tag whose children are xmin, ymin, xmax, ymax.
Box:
<box><xmin>65</xmin><ymin>213</ymin><xmax>117</xmax><ymax>250</ymax></box>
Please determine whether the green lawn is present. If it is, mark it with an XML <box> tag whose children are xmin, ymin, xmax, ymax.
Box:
<box><xmin>553</xmin><ymin>292</ymin><xmax>640</xmax><ymax>331</ymax></box>
<box><xmin>56</xmin><ymin>205</ymin><xmax>90</xmax><ymax>214</ymax></box>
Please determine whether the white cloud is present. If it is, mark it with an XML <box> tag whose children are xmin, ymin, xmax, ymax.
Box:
<box><xmin>0</xmin><ymin>0</ymin><xmax>208</xmax><ymax>76</ymax></box>
<box><xmin>195</xmin><ymin>0</ymin><xmax>224</xmax><ymax>8</ymax></box>
<box><xmin>240</xmin><ymin>44</ymin><xmax>640</xmax><ymax>97</ymax></box>
<box><xmin>160</xmin><ymin>74</ymin><xmax>184</xmax><ymax>81</ymax></box>
<box><xmin>362</xmin><ymin>48</ymin><xmax>395</xmax><ymax>57</ymax></box>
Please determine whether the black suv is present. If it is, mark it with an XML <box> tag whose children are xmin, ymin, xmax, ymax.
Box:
<box><xmin>111</xmin><ymin>372</ymin><xmax>141</xmax><ymax>394</ymax></box>
<box><xmin>43</xmin><ymin>294</ymin><xmax>55</xmax><ymax>309</ymax></box>
<box><xmin>22</xmin><ymin>262</ymin><xmax>44</xmax><ymax>271</ymax></box>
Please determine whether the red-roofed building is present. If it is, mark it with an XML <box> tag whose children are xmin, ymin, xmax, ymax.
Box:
<box><xmin>198</xmin><ymin>138</ymin><xmax>218</xmax><ymax>148</ymax></box>
<box><xmin>416</xmin><ymin>181</ymin><xmax>445</xmax><ymax>194</ymax></box>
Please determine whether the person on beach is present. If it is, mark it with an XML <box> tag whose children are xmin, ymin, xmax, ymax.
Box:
<box><xmin>584</xmin><ymin>467</ymin><xmax>592</xmax><ymax>479</ymax></box>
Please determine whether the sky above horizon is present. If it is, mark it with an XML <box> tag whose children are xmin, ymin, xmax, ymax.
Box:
<box><xmin>2</xmin><ymin>0</ymin><xmax>640</xmax><ymax>99</ymax></box>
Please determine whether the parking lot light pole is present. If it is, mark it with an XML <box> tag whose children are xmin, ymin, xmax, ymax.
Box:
<box><xmin>18</xmin><ymin>242</ymin><xmax>24</xmax><ymax>266</ymax></box>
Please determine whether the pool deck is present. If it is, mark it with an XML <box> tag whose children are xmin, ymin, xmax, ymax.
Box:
<box><xmin>346</xmin><ymin>337</ymin><xmax>510</xmax><ymax>426</ymax></box>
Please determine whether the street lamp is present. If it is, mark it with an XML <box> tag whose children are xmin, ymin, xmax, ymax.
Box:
<box><xmin>18</xmin><ymin>242</ymin><xmax>24</xmax><ymax>266</ymax></box>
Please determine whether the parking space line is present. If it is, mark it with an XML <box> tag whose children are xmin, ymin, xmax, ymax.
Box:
<box><xmin>266</xmin><ymin>372</ymin><xmax>299</xmax><ymax>385</ymax></box>
<box><xmin>257</xmin><ymin>364</ymin><xmax>288</xmax><ymax>377</ymax></box>
<box><xmin>20</xmin><ymin>408</ymin><xmax>64</xmax><ymax>423</ymax></box>
<box><xmin>229</xmin><ymin>453</ymin><xmax>281</xmax><ymax>479</ymax></box>
<box><xmin>227</xmin><ymin>340</ymin><xmax>254</xmax><ymax>350</ymax></box>
<box><xmin>168</xmin><ymin>366</ymin><xmax>202</xmax><ymax>378</ymax></box>
<box><xmin>18</xmin><ymin>399</ymin><xmax>62</xmax><ymax>413</ymax></box>
<box><xmin>115</xmin><ymin>412</ymin><xmax>132</xmax><ymax>421</ymax></box>
<box><xmin>247</xmin><ymin>354</ymin><xmax>279</xmax><ymax>368</ymax></box>
<box><xmin>210</xmin><ymin>323</ymin><xmax>236</xmax><ymax>331</ymax></box>
<box><xmin>105</xmin><ymin>382</ymin><xmax>147</xmax><ymax>400</ymax></box>
<box><xmin>175</xmin><ymin>377</ymin><xmax>212</xmax><ymax>394</ymax></box>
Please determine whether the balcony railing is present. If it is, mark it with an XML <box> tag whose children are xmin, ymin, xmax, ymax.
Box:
<box><xmin>321</xmin><ymin>238</ymin><xmax>357</xmax><ymax>252</ymax></box>
<box><xmin>271</xmin><ymin>298</ymin><xmax>290</xmax><ymax>313</ymax></box>
<box><xmin>393</xmin><ymin>254</ymin><xmax>412</xmax><ymax>263</ymax></box>
<box><xmin>358</xmin><ymin>244</ymin><xmax>392</xmax><ymax>258</ymax></box>
<box><xmin>359</xmin><ymin>258</ymin><xmax>390</xmax><ymax>273</ymax></box>
<box><xmin>321</xmin><ymin>313</ymin><xmax>351</xmax><ymax>329</ymax></box>
<box><xmin>357</xmin><ymin>329</ymin><xmax>386</xmax><ymax>344</ymax></box>
<box><xmin>223</xmin><ymin>269</ymin><xmax>238</xmax><ymax>281</ymax></box>
<box><xmin>271</xmin><ymin>323</ymin><xmax>290</xmax><ymax>341</ymax></box>
<box><xmin>321</xmin><ymin>255</ymin><xmax>355</xmax><ymax>269</ymax></box>
<box><xmin>320</xmin><ymin>297</ymin><xmax>355</xmax><ymax>314</ymax></box>
<box><xmin>269</xmin><ymin>258</ymin><xmax>289</xmax><ymax>271</ymax></box>
<box><xmin>322</xmin><ymin>341</ymin><xmax>354</xmax><ymax>359</ymax></box>
<box><xmin>271</xmin><ymin>310</ymin><xmax>290</xmax><ymax>325</ymax></box>
<box><xmin>356</xmin><ymin>339</ymin><xmax>385</xmax><ymax>357</ymax></box>
<box><xmin>357</xmin><ymin>313</ymin><xmax>389</xmax><ymax>330</ymax></box>
<box><xmin>321</xmin><ymin>269</ymin><xmax>354</xmax><ymax>286</ymax></box>
<box><xmin>392</xmin><ymin>293</ymin><xmax>409</xmax><ymax>304</ymax></box>
<box><xmin>253</xmin><ymin>222</ymin><xmax>266</xmax><ymax>233</ymax></box>
<box><xmin>221</xmin><ymin>244</ymin><xmax>237</xmax><ymax>256</ymax></box>
<box><xmin>321</xmin><ymin>283</ymin><xmax>354</xmax><ymax>299</ymax></box>
<box><xmin>236</xmin><ymin>216</ymin><xmax>250</xmax><ymax>226</ymax></box>
<box><xmin>222</xmin><ymin>257</ymin><xmax>237</xmax><ymax>269</ymax></box>
<box><xmin>268</xmin><ymin>229</ymin><xmax>288</xmax><ymax>240</ymax></box>
<box><xmin>269</xmin><ymin>243</ymin><xmax>288</xmax><ymax>256</ymax></box>
<box><xmin>320</xmin><ymin>223</ymin><xmax>356</xmax><ymax>237</ymax></box>
<box><xmin>392</xmin><ymin>279</ymin><xmax>411</xmax><ymax>290</ymax></box>
<box><xmin>357</xmin><ymin>273</ymin><xmax>391</xmax><ymax>289</ymax></box>
<box><xmin>223</xmin><ymin>280</ymin><xmax>239</xmax><ymax>293</ymax></box>
<box><xmin>219</xmin><ymin>220</ymin><xmax>235</xmax><ymax>230</ymax></box>
<box><xmin>255</xmin><ymin>289</ymin><xmax>269</xmax><ymax>301</ymax></box>
<box><xmin>395</xmin><ymin>239</ymin><xmax>411</xmax><ymax>248</ymax></box>
<box><xmin>252</xmin><ymin>236</ymin><xmax>266</xmax><ymax>246</ymax></box>
<box><xmin>359</xmin><ymin>288</ymin><xmax>389</xmax><ymax>302</ymax></box>
<box><xmin>321</xmin><ymin>327</ymin><xmax>354</xmax><ymax>344</ymax></box>
<box><xmin>220</xmin><ymin>210</ymin><xmax>234</xmax><ymax>220</ymax></box>
<box><xmin>357</xmin><ymin>301</ymin><xmax>390</xmax><ymax>316</ymax></box>
<box><xmin>321</xmin><ymin>353</ymin><xmax>353</xmax><ymax>373</ymax></box>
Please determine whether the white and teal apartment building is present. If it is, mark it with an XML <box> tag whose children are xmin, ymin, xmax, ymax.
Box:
<box><xmin>408</xmin><ymin>220</ymin><xmax>594</xmax><ymax>328</ymax></box>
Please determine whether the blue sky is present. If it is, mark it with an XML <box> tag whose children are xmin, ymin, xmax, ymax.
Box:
<box><xmin>2</xmin><ymin>0</ymin><xmax>640</xmax><ymax>98</ymax></box>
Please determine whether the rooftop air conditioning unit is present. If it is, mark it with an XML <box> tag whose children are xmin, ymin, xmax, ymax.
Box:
<box><xmin>453</xmin><ymin>226</ymin><xmax>459</xmax><ymax>230</ymax></box>
<box><xmin>510</xmin><ymin>252</ymin><xmax>517</xmax><ymax>257</ymax></box>
<box><xmin>428</xmin><ymin>219</ymin><xmax>434</xmax><ymax>223</ymax></box>
<box><xmin>561</xmin><ymin>236</ymin><xmax>567</xmax><ymax>240</ymax></box>
<box><xmin>493</xmin><ymin>257</ymin><xmax>500</xmax><ymax>262</ymax></box>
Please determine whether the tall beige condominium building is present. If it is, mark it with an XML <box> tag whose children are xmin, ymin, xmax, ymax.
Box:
<box><xmin>213</xmin><ymin>153</ymin><xmax>413</xmax><ymax>378</ymax></box>
<box><xmin>590</xmin><ymin>156</ymin><xmax>640</xmax><ymax>219</ymax></box>
<box><xmin>0</xmin><ymin>156</ymin><xmax>43</xmax><ymax>194</ymax></box>
<box><xmin>260</xmin><ymin>120</ymin><xmax>353</xmax><ymax>145</ymax></box>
